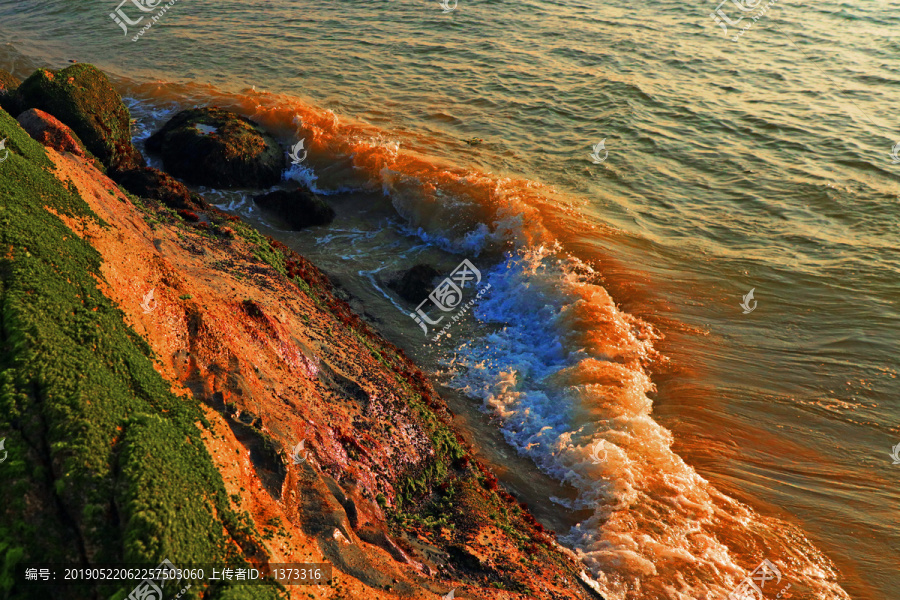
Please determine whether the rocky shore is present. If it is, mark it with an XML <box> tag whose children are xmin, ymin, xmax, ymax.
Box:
<box><xmin>0</xmin><ymin>63</ymin><xmax>606</xmax><ymax>600</ymax></box>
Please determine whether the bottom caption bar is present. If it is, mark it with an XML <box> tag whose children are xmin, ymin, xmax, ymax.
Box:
<box><xmin>19</xmin><ymin>560</ymin><xmax>332</xmax><ymax>586</ymax></box>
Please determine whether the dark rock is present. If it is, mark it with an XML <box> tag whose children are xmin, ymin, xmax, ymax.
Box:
<box><xmin>0</xmin><ymin>69</ymin><xmax>21</xmax><ymax>115</ymax></box>
<box><xmin>16</xmin><ymin>108</ymin><xmax>87</xmax><ymax>157</ymax></box>
<box><xmin>252</xmin><ymin>188</ymin><xmax>335</xmax><ymax>230</ymax></box>
<box><xmin>14</xmin><ymin>64</ymin><xmax>143</xmax><ymax>170</ymax></box>
<box><xmin>388</xmin><ymin>264</ymin><xmax>441</xmax><ymax>304</ymax></box>
<box><xmin>146</xmin><ymin>107</ymin><xmax>285</xmax><ymax>188</ymax></box>
<box><xmin>0</xmin><ymin>70</ymin><xmax>20</xmax><ymax>93</ymax></box>
<box><xmin>111</xmin><ymin>166</ymin><xmax>208</xmax><ymax>211</ymax></box>
<box><xmin>238</xmin><ymin>410</ymin><xmax>257</xmax><ymax>426</ymax></box>
<box><xmin>357</xmin><ymin>526</ymin><xmax>414</xmax><ymax>564</ymax></box>
<box><xmin>318</xmin><ymin>361</ymin><xmax>369</xmax><ymax>405</ymax></box>
<box><xmin>322</xmin><ymin>478</ymin><xmax>360</xmax><ymax>530</ymax></box>
<box><xmin>241</xmin><ymin>299</ymin><xmax>265</xmax><ymax>319</ymax></box>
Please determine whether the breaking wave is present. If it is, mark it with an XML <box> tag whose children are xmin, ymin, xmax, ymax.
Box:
<box><xmin>118</xmin><ymin>79</ymin><xmax>850</xmax><ymax>600</ymax></box>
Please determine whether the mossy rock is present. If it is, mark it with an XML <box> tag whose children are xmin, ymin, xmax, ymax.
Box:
<box><xmin>146</xmin><ymin>107</ymin><xmax>286</xmax><ymax>188</ymax></box>
<box><xmin>0</xmin><ymin>69</ymin><xmax>19</xmax><ymax>93</ymax></box>
<box><xmin>0</xmin><ymin>108</ymin><xmax>285</xmax><ymax>599</ymax></box>
<box><xmin>252</xmin><ymin>188</ymin><xmax>335</xmax><ymax>230</ymax></box>
<box><xmin>111</xmin><ymin>166</ymin><xmax>208</xmax><ymax>211</ymax></box>
<box><xmin>14</xmin><ymin>63</ymin><xmax>143</xmax><ymax>170</ymax></box>
<box><xmin>0</xmin><ymin>69</ymin><xmax>21</xmax><ymax>115</ymax></box>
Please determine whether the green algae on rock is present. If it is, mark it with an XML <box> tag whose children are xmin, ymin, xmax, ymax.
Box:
<box><xmin>0</xmin><ymin>59</ymin><xmax>609</xmax><ymax>596</ymax></box>
<box><xmin>14</xmin><ymin>63</ymin><xmax>143</xmax><ymax>171</ymax></box>
<box><xmin>0</xmin><ymin>107</ymin><xmax>285</xmax><ymax>600</ymax></box>
<box><xmin>113</xmin><ymin>166</ymin><xmax>209</xmax><ymax>212</ymax></box>
<box><xmin>146</xmin><ymin>107</ymin><xmax>286</xmax><ymax>188</ymax></box>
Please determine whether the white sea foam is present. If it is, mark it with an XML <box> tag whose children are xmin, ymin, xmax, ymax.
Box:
<box><xmin>116</xmin><ymin>87</ymin><xmax>852</xmax><ymax>600</ymax></box>
<box><xmin>439</xmin><ymin>245</ymin><xmax>849</xmax><ymax>599</ymax></box>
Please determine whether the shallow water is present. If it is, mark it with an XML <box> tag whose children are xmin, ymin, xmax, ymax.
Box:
<box><xmin>1</xmin><ymin>0</ymin><xmax>898</xmax><ymax>597</ymax></box>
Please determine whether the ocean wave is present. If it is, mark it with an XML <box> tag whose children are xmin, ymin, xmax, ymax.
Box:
<box><xmin>441</xmin><ymin>246</ymin><xmax>850</xmax><ymax>599</ymax></box>
<box><xmin>116</xmin><ymin>77</ymin><xmax>851</xmax><ymax>600</ymax></box>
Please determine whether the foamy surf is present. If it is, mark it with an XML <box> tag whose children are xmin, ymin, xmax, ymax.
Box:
<box><xmin>116</xmin><ymin>77</ymin><xmax>852</xmax><ymax>600</ymax></box>
<box><xmin>439</xmin><ymin>246</ymin><xmax>850</xmax><ymax>599</ymax></box>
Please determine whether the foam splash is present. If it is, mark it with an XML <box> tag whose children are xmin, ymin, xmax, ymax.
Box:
<box><xmin>443</xmin><ymin>246</ymin><xmax>850</xmax><ymax>600</ymax></box>
<box><xmin>116</xmin><ymin>78</ymin><xmax>850</xmax><ymax>600</ymax></box>
<box><xmin>124</xmin><ymin>79</ymin><xmax>558</xmax><ymax>256</ymax></box>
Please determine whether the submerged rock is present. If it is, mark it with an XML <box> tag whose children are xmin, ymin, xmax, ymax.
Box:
<box><xmin>252</xmin><ymin>188</ymin><xmax>335</xmax><ymax>230</ymax></box>
<box><xmin>14</xmin><ymin>63</ymin><xmax>143</xmax><ymax>170</ymax></box>
<box><xmin>16</xmin><ymin>108</ymin><xmax>87</xmax><ymax>157</ymax></box>
<box><xmin>146</xmin><ymin>107</ymin><xmax>285</xmax><ymax>188</ymax></box>
<box><xmin>389</xmin><ymin>264</ymin><xmax>441</xmax><ymax>304</ymax></box>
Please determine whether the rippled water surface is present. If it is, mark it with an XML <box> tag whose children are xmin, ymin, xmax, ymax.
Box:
<box><xmin>1</xmin><ymin>0</ymin><xmax>898</xmax><ymax>598</ymax></box>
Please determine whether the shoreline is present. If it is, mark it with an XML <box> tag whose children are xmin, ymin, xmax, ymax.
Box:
<box><xmin>0</xmin><ymin>62</ymin><xmax>608</xmax><ymax>600</ymax></box>
<box><xmin>0</xmin><ymin>51</ymin><xmax>866</xmax><ymax>599</ymax></box>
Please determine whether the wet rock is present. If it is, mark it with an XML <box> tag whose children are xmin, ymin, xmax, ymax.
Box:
<box><xmin>16</xmin><ymin>108</ymin><xmax>87</xmax><ymax>157</ymax></box>
<box><xmin>146</xmin><ymin>107</ymin><xmax>285</xmax><ymax>188</ymax></box>
<box><xmin>252</xmin><ymin>188</ymin><xmax>335</xmax><ymax>230</ymax></box>
<box><xmin>111</xmin><ymin>166</ymin><xmax>208</xmax><ymax>211</ymax></box>
<box><xmin>14</xmin><ymin>64</ymin><xmax>143</xmax><ymax>170</ymax></box>
<box><xmin>0</xmin><ymin>69</ymin><xmax>21</xmax><ymax>115</ymax></box>
<box><xmin>388</xmin><ymin>264</ymin><xmax>441</xmax><ymax>304</ymax></box>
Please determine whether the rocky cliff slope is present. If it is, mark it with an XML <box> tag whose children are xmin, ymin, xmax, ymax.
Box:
<box><xmin>0</xmin><ymin>64</ymin><xmax>605</xmax><ymax>600</ymax></box>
